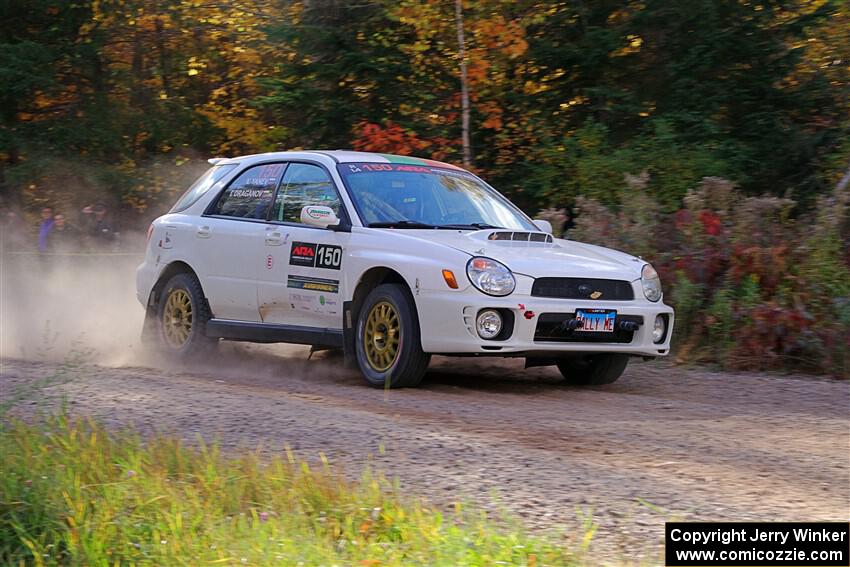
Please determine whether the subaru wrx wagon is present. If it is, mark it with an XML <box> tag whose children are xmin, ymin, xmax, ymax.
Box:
<box><xmin>137</xmin><ymin>151</ymin><xmax>674</xmax><ymax>388</ymax></box>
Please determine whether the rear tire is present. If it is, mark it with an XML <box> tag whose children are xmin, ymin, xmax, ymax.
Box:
<box><xmin>556</xmin><ymin>353</ymin><xmax>629</xmax><ymax>385</ymax></box>
<box><xmin>355</xmin><ymin>283</ymin><xmax>430</xmax><ymax>388</ymax></box>
<box><xmin>155</xmin><ymin>272</ymin><xmax>217</xmax><ymax>359</ymax></box>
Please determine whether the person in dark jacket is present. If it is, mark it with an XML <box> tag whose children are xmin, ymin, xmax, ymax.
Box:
<box><xmin>46</xmin><ymin>213</ymin><xmax>80</xmax><ymax>253</ymax></box>
<box><xmin>81</xmin><ymin>203</ymin><xmax>115</xmax><ymax>250</ymax></box>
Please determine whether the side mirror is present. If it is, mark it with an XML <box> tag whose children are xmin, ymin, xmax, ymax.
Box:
<box><xmin>533</xmin><ymin>219</ymin><xmax>553</xmax><ymax>234</ymax></box>
<box><xmin>301</xmin><ymin>205</ymin><xmax>340</xmax><ymax>229</ymax></box>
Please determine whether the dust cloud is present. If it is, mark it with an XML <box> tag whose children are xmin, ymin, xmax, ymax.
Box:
<box><xmin>1</xmin><ymin>248</ymin><xmax>148</xmax><ymax>366</ymax></box>
<box><xmin>0</xmin><ymin>247</ymin><xmax>313</xmax><ymax>371</ymax></box>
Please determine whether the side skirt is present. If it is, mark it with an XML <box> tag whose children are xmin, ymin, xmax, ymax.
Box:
<box><xmin>205</xmin><ymin>319</ymin><xmax>343</xmax><ymax>348</ymax></box>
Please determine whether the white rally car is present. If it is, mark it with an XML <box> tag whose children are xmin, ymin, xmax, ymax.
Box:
<box><xmin>137</xmin><ymin>151</ymin><xmax>674</xmax><ymax>388</ymax></box>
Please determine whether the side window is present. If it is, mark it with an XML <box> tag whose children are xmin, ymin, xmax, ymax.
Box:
<box><xmin>271</xmin><ymin>163</ymin><xmax>341</xmax><ymax>224</ymax></box>
<box><xmin>209</xmin><ymin>163</ymin><xmax>286</xmax><ymax>219</ymax></box>
<box><xmin>170</xmin><ymin>164</ymin><xmax>237</xmax><ymax>213</ymax></box>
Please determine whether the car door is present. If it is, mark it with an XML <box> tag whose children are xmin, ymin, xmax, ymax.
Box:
<box><xmin>257</xmin><ymin>162</ymin><xmax>350</xmax><ymax>328</ymax></box>
<box><xmin>195</xmin><ymin>162</ymin><xmax>286</xmax><ymax>322</ymax></box>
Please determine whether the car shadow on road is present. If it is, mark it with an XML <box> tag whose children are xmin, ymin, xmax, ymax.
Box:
<box><xmin>419</xmin><ymin>356</ymin><xmax>580</xmax><ymax>395</ymax></box>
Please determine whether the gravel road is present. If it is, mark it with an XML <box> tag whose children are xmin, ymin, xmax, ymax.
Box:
<box><xmin>2</xmin><ymin>347</ymin><xmax>848</xmax><ymax>563</ymax></box>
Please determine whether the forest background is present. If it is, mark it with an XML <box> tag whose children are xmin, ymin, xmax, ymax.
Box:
<box><xmin>1</xmin><ymin>0</ymin><xmax>848</xmax><ymax>374</ymax></box>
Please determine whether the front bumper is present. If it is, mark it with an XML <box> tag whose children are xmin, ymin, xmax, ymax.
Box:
<box><xmin>415</xmin><ymin>289</ymin><xmax>674</xmax><ymax>357</ymax></box>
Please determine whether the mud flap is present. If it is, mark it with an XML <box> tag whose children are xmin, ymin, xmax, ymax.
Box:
<box><xmin>342</xmin><ymin>300</ymin><xmax>358</xmax><ymax>369</ymax></box>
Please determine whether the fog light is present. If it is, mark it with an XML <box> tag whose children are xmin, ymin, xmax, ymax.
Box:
<box><xmin>652</xmin><ymin>315</ymin><xmax>666</xmax><ymax>343</ymax></box>
<box><xmin>476</xmin><ymin>309</ymin><xmax>503</xmax><ymax>339</ymax></box>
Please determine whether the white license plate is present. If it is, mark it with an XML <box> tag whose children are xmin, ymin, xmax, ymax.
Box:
<box><xmin>575</xmin><ymin>309</ymin><xmax>616</xmax><ymax>333</ymax></box>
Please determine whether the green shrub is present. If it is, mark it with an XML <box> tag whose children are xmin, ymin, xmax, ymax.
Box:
<box><xmin>564</xmin><ymin>171</ymin><xmax>848</xmax><ymax>377</ymax></box>
<box><xmin>706</xmin><ymin>286</ymin><xmax>735</xmax><ymax>365</ymax></box>
<box><xmin>668</xmin><ymin>272</ymin><xmax>705</xmax><ymax>346</ymax></box>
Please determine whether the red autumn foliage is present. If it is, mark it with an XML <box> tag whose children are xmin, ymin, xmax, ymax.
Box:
<box><xmin>564</xmin><ymin>180</ymin><xmax>849</xmax><ymax>377</ymax></box>
<box><xmin>699</xmin><ymin>210</ymin><xmax>722</xmax><ymax>236</ymax></box>
<box><xmin>352</xmin><ymin>121</ymin><xmax>430</xmax><ymax>155</ymax></box>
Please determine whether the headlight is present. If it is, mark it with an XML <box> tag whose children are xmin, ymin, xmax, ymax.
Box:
<box><xmin>466</xmin><ymin>257</ymin><xmax>516</xmax><ymax>296</ymax></box>
<box><xmin>641</xmin><ymin>264</ymin><xmax>662</xmax><ymax>302</ymax></box>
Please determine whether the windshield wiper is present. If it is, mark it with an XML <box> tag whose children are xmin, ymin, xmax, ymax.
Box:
<box><xmin>368</xmin><ymin>220</ymin><xmax>438</xmax><ymax>229</ymax></box>
<box><xmin>436</xmin><ymin>222</ymin><xmax>504</xmax><ymax>230</ymax></box>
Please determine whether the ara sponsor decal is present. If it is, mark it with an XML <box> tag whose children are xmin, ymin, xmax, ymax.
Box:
<box><xmin>289</xmin><ymin>242</ymin><xmax>316</xmax><ymax>266</ymax></box>
<box><xmin>289</xmin><ymin>241</ymin><xmax>342</xmax><ymax>270</ymax></box>
<box><xmin>287</xmin><ymin>275</ymin><xmax>339</xmax><ymax>294</ymax></box>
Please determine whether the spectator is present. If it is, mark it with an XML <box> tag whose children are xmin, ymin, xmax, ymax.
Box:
<box><xmin>561</xmin><ymin>206</ymin><xmax>576</xmax><ymax>234</ymax></box>
<box><xmin>46</xmin><ymin>213</ymin><xmax>80</xmax><ymax>253</ymax></box>
<box><xmin>37</xmin><ymin>206</ymin><xmax>54</xmax><ymax>253</ymax></box>
<box><xmin>81</xmin><ymin>203</ymin><xmax>115</xmax><ymax>250</ymax></box>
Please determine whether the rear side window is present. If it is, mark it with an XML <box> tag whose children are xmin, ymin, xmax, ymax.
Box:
<box><xmin>170</xmin><ymin>164</ymin><xmax>237</xmax><ymax>213</ymax></box>
<box><xmin>270</xmin><ymin>163</ymin><xmax>341</xmax><ymax>224</ymax></box>
<box><xmin>209</xmin><ymin>163</ymin><xmax>286</xmax><ymax>220</ymax></box>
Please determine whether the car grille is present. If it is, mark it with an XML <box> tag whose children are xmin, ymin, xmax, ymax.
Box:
<box><xmin>530</xmin><ymin>277</ymin><xmax>634</xmax><ymax>300</ymax></box>
<box><xmin>534</xmin><ymin>313</ymin><xmax>643</xmax><ymax>343</ymax></box>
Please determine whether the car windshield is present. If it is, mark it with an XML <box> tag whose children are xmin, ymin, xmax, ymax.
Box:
<box><xmin>336</xmin><ymin>162</ymin><xmax>537</xmax><ymax>230</ymax></box>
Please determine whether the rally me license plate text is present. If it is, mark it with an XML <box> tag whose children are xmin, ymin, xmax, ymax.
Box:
<box><xmin>575</xmin><ymin>309</ymin><xmax>616</xmax><ymax>333</ymax></box>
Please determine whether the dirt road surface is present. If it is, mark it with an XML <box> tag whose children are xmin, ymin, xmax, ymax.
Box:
<box><xmin>2</xmin><ymin>349</ymin><xmax>848</xmax><ymax>563</ymax></box>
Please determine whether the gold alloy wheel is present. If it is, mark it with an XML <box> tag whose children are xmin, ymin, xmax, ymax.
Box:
<box><xmin>162</xmin><ymin>289</ymin><xmax>193</xmax><ymax>348</ymax></box>
<box><xmin>364</xmin><ymin>301</ymin><xmax>400</xmax><ymax>371</ymax></box>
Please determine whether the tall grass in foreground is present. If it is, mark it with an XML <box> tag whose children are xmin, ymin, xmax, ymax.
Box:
<box><xmin>0</xmin><ymin>415</ymin><xmax>584</xmax><ymax>566</ymax></box>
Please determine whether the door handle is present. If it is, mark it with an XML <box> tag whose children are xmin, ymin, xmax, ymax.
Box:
<box><xmin>265</xmin><ymin>227</ymin><xmax>286</xmax><ymax>246</ymax></box>
<box><xmin>197</xmin><ymin>225</ymin><xmax>211</xmax><ymax>239</ymax></box>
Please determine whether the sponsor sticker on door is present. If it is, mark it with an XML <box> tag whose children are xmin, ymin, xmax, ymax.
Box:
<box><xmin>287</xmin><ymin>275</ymin><xmax>339</xmax><ymax>294</ymax></box>
<box><xmin>289</xmin><ymin>242</ymin><xmax>342</xmax><ymax>270</ymax></box>
<box><xmin>289</xmin><ymin>242</ymin><xmax>316</xmax><ymax>266</ymax></box>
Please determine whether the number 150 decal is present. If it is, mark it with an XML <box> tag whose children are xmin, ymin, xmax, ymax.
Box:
<box><xmin>290</xmin><ymin>241</ymin><xmax>342</xmax><ymax>270</ymax></box>
<box><xmin>316</xmin><ymin>244</ymin><xmax>342</xmax><ymax>269</ymax></box>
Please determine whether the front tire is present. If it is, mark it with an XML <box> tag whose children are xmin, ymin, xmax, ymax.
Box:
<box><xmin>355</xmin><ymin>283</ymin><xmax>430</xmax><ymax>388</ymax></box>
<box><xmin>556</xmin><ymin>353</ymin><xmax>629</xmax><ymax>386</ymax></box>
<box><xmin>155</xmin><ymin>273</ymin><xmax>216</xmax><ymax>358</ymax></box>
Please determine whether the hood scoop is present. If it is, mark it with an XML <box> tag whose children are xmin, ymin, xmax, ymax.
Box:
<box><xmin>476</xmin><ymin>230</ymin><xmax>554</xmax><ymax>243</ymax></box>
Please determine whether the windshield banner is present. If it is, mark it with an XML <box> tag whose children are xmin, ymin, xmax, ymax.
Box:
<box><xmin>339</xmin><ymin>162</ymin><xmax>478</xmax><ymax>181</ymax></box>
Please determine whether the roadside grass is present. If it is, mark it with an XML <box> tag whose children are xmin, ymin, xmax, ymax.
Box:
<box><xmin>0</xmin><ymin>414</ymin><xmax>586</xmax><ymax>566</ymax></box>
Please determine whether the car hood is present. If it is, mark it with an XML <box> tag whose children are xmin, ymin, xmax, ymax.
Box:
<box><xmin>389</xmin><ymin>229</ymin><xmax>645</xmax><ymax>279</ymax></box>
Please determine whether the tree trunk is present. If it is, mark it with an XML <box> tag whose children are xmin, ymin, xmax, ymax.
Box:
<box><xmin>455</xmin><ymin>0</ymin><xmax>472</xmax><ymax>168</ymax></box>
<box><xmin>155</xmin><ymin>17</ymin><xmax>170</xmax><ymax>97</ymax></box>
